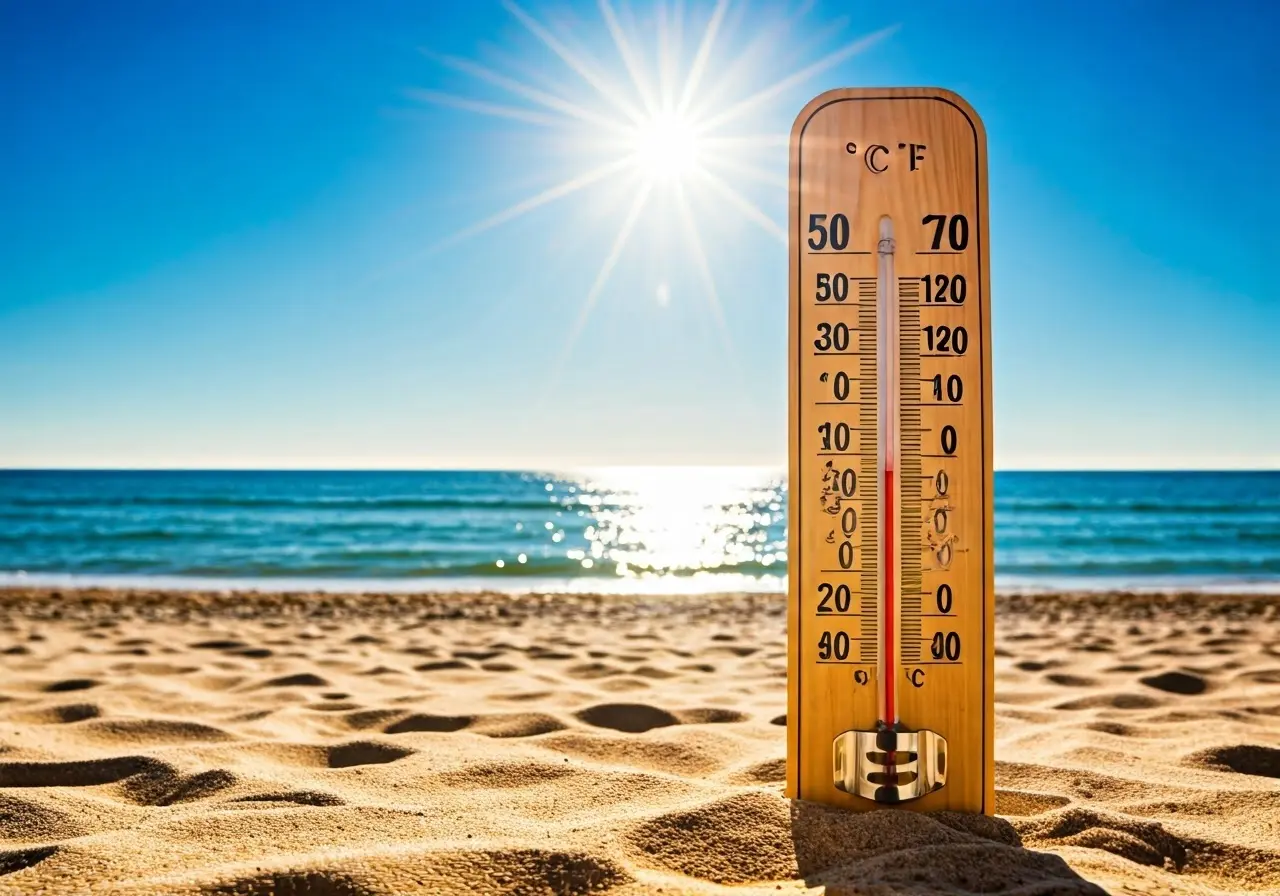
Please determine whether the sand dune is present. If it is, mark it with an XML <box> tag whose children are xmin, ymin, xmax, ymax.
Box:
<box><xmin>0</xmin><ymin>588</ymin><xmax>1276</xmax><ymax>894</ymax></box>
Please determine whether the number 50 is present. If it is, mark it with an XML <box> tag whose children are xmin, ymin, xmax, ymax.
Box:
<box><xmin>808</xmin><ymin>213</ymin><xmax>850</xmax><ymax>251</ymax></box>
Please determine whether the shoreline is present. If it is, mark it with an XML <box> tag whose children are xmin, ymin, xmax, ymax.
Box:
<box><xmin>5</xmin><ymin>570</ymin><xmax>1280</xmax><ymax>598</ymax></box>
<box><xmin>2</xmin><ymin>584</ymin><xmax>1278</xmax><ymax>622</ymax></box>
<box><xmin>1</xmin><ymin>586</ymin><xmax>1277</xmax><ymax>894</ymax></box>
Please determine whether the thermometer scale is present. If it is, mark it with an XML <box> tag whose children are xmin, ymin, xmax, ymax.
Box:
<box><xmin>786</xmin><ymin>88</ymin><xmax>994</xmax><ymax>812</ymax></box>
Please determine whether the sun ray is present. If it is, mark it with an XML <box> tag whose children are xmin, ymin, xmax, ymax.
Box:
<box><xmin>503</xmin><ymin>0</ymin><xmax>648</xmax><ymax>126</ymax></box>
<box><xmin>696</xmin><ymin>168</ymin><xmax>785</xmax><ymax>243</ymax></box>
<box><xmin>674</xmin><ymin>183</ymin><xmax>770</xmax><ymax>425</ymax></box>
<box><xmin>673</xmin><ymin>185</ymin><xmax>729</xmax><ymax>338</ymax></box>
<box><xmin>535</xmin><ymin>182</ymin><xmax>654</xmax><ymax>408</ymax></box>
<box><xmin>423</xmin><ymin>51</ymin><xmax>632</xmax><ymax>135</ymax></box>
<box><xmin>598</xmin><ymin>0</ymin><xmax>659</xmax><ymax>117</ymax></box>
<box><xmin>405</xmin><ymin>157</ymin><xmax>636</xmax><ymax>269</ymax></box>
<box><xmin>697</xmin><ymin>133</ymin><xmax>789</xmax><ymax>149</ymax></box>
<box><xmin>656</xmin><ymin>1</ymin><xmax>681</xmax><ymax>111</ymax></box>
<box><xmin>676</xmin><ymin>0</ymin><xmax>731</xmax><ymax>114</ymax></box>
<box><xmin>792</xmin><ymin>0</ymin><xmax>819</xmax><ymax>18</ymax></box>
<box><xmin>568</xmin><ymin>180</ymin><xmax>653</xmax><ymax>343</ymax></box>
<box><xmin>698</xmin><ymin>24</ymin><xmax>899</xmax><ymax>131</ymax></box>
<box><xmin>681</xmin><ymin>1</ymin><xmax>812</xmax><ymax>122</ymax></box>
<box><xmin>702</xmin><ymin>154</ymin><xmax>787</xmax><ymax>191</ymax></box>
<box><xmin>405</xmin><ymin>88</ymin><xmax>566</xmax><ymax>128</ymax></box>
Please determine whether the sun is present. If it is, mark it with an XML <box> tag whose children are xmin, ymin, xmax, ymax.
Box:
<box><xmin>414</xmin><ymin>1</ymin><xmax>897</xmax><ymax>380</ymax></box>
<box><xmin>631</xmin><ymin>112</ymin><xmax>701</xmax><ymax>182</ymax></box>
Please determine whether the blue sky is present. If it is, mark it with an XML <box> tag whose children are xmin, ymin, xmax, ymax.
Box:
<box><xmin>1</xmin><ymin>0</ymin><xmax>1275</xmax><ymax>469</ymax></box>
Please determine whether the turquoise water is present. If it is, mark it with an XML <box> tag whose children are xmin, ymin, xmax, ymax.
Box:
<box><xmin>1</xmin><ymin>469</ymin><xmax>1278</xmax><ymax>593</ymax></box>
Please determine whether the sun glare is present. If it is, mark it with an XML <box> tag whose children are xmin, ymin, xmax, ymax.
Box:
<box><xmin>416</xmin><ymin>1</ymin><xmax>898</xmax><ymax>381</ymax></box>
<box><xmin>632</xmin><ymin>112</ymin><xmax>701</xmax><ymax>181</ymax></box>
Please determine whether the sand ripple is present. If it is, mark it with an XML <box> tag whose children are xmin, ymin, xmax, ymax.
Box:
<box><xmin>0</xmin><ymin>588</ymin><xmax>1276</xmax><ymax>894</ymax></box>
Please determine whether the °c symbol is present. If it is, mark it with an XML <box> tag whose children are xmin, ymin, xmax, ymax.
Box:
<box><xmin>907</xmin><ymin>668</ymin><xmax>925</xmax><ymax>688</ymax></box>
<box><xmin>865</xmin><ymin>144</ymin><xmax>889</xmax><ymax>173</ymax></box>
<box><xmin>854</xmin><ymin>670</ymin><xmax>869</xmax><ymax>686</ymax></box>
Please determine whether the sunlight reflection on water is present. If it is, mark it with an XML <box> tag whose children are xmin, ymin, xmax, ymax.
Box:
<box><xmin>556</xmin><ymin>467</ymin><xmax>786</xmax><ymax>579</ymax></box>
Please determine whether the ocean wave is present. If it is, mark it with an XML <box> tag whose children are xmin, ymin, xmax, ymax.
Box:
<box><xmin>0</xmin><ymin>527</ymin><xmax>202</xmax><ymax>544</ymax></box>
<box><xmin>0</xmin><ymin>556</ymin><xmax>790</xmax><ymax>580</ymax></box>
<box><xmin>999</xmin><ymin>529</ymin><xmax>1280</xmax><ymax>548</ymax></box>
<box><xmin>995</xmin><ymin>499</ymin><xmax>1280</xmax><ymax>514</ymax></box>
<box><xmin>1</xmin><ymin>494</ymin><xmax>594</xmax><ymax>512</ymax></box>
<box><xmin>1</xmin><ymin>494</ymin><xmax>785</xmax><ymax>516</ymax></box>
<box><xmin>998</xmin><ymin>557</ymin><xmax>1280</xmax><ymax>576</ymax></box>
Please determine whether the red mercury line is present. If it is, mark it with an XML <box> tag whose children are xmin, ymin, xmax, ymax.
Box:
<box><xmin>884</xmin><ymin>464</ymin><xmax>895</xmax><ymax>723</ymax></box>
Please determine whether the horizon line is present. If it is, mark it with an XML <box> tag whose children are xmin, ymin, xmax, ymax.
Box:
<box><xmin>2</xmin><ymin>466</ymin><xmax>1278</xmax><ymax>474</ymax></box>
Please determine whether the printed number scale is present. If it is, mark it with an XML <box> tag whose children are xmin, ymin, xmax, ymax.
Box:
<box><xmin>786</xmin><ymin>88</ymin><xmax>994</xmax><ymax>813</ymax></box>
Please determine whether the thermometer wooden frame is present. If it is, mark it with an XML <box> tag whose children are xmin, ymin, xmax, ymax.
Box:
<box><xmin>786</xmin><ymin>88</ymin><xmax>994</xmax><ymax>814</ymax></box>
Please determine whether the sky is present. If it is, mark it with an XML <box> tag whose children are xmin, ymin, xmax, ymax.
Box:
<box><xmin>1</xmin><ymin>0</ymin><xmax>1276</xmax><ymax>470</ymax></box>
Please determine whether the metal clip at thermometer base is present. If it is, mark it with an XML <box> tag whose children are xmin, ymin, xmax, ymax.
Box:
<box><xmin>833</xmin><ymin>724</ymin><xmax>947</xmax><ymax>803</ymax></box>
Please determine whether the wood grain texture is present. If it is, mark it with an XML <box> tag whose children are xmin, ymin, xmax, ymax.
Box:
<box><xmin>786</xmin><ymin>87</ymin><xmax>993</xmax><ymax>813</ymax></box>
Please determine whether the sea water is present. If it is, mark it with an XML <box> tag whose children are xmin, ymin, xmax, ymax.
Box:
<box><xmin>0</xmin><ymin>469</ymin><xmax>1277</xmax><ymax>594</ymax></box>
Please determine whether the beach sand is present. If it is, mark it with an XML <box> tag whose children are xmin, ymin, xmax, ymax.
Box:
<box><xmin>0</xmin><ymin>588</ymin><xmax>1276</xmax><ymax>895</ymax></box>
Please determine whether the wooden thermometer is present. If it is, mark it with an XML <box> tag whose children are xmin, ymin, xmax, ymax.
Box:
<box><xmin>786</xmin><ymin>88</ymin><xmax>994</xmax><ymax>813</ymax></box>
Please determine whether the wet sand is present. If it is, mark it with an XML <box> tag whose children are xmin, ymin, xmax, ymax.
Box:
<box><xmin>0</xmin><ymin>587</ymin><xmax>1277</xmax><ymax>894</ymax></box>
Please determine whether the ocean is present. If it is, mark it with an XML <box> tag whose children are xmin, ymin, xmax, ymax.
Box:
<box><xmin>1</xmin><ymin>469</ymin><xmax>1277</xmax><ymax>594</ymax></box>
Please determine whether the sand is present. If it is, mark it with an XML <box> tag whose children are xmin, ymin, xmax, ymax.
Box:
<box><xmin>0</xmin><ymin>587</ymin><xmax>1276</xmax><ymax>895</ymax></box>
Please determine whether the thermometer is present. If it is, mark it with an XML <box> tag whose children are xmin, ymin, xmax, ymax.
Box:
<box><xmin>786</xmin><ymin>88</ymin><xmax>994</xmax><ymax>812</ymax></box>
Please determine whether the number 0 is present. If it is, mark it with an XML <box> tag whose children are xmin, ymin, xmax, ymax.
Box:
<box><xmin>936</xmin><ymin>583</ymin><xmax>953</xmax><ymax>614</ymax></box>
<box><xmin>941</xmin><ymin>425</ymin><xmax>957</xmax><ymax>455</ymax></box>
